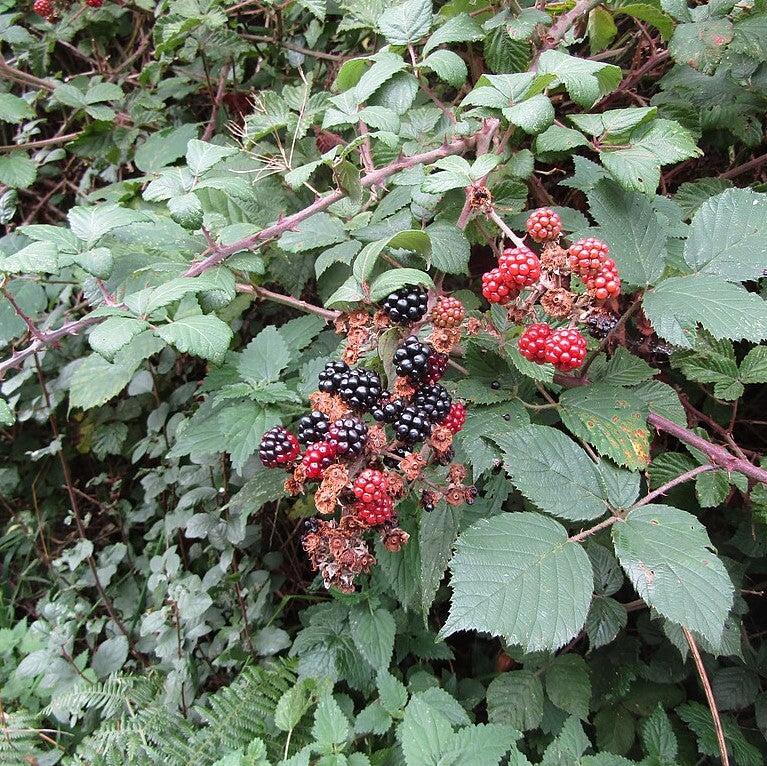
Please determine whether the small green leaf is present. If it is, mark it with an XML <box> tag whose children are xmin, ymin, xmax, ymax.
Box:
<box><xmin>350</xmin><ymin>606</ymin><xmax>396</xmax><ymax>670</ymax></box>
<box><xmin>369</xmin><ymin>268</ymin><xmax>434</xmax><ymax>301</ymax></box>
<box><xmin>378</xmin><ymin>0</ymin><xmax>433</xmax><ymax>45</ymax></box>
<box><xmin>156</xmin><ymin>314</ymin><xmax>233</xmax><ymax>363</ymax></box>
<box><xmin>185</xmin><ymin>139</ymin><xmax>238</xmax><ymax>176</ymax></box>
<box><xmin>0</xmin><ymin>152</ymin><xmax>36</xmax><ymax>188</ymax></box>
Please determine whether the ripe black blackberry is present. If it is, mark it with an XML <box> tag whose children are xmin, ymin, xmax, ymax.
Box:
<box><xmin>586</xmin><ymin>310</ymin><xmax>619</xmax><ymax>340</ymax></box>
<box><xmin>296</xmin><ymin>410</ymin><xmax>330</xmax><ymax>445</ymax></box>
<box><xmin>413</xmin><ymin>384</ymin><xmax>452</xmax><ymax>423</ymax></box>
<box><xmin>318</xmin><ymin>360</ymin><xmax>350</xmax><ymax>395</ymax></box>
<box><xmin>421</xmin><ymin>490</ymin><xmax>436</xmax><ymax>513</ymax></box>
<box><xmin>258</xmin><ymin>426</ymin><xmax>300</xmax><ymax>468</ymax></box>
<box><xmin>382</xmin><ymin>284</ymin><xmax>428</xmax><ymax>325</ymax></box>
<box><xmin>336</xmin><ymin>367</ymin><xmax>383</xmax><ymax>411</ymax></box>
<box><xmin>393</xmin><ymin>404</ymin><xmax>433</xmax><ymax>445</ymax></box>
<box><xmin>393</xmin><ymin>335</ymin><xmax>433</xmax><ymax>382</ymax></box>
<box><xmin>328</xmin><ymin>416</ymin><xmax>368</xmax><ymax>457</ymax></box>
<box><xmin>371</xmin><ymin>396</ymin><xmax>406</xmax><ymax>423</ymax></box>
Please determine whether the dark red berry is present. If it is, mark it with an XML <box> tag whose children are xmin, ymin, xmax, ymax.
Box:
<box><xmin>327</xmin><ymin>416</ymin><xmax>368</xmax><ymax>457</ymax></box>
<box><xmin>526</xmin><ymin>208</ymin><xmax>562</xmax><ymax>243</ymax></box>
<box><xmin>443</xmin><ymin>401</ymin><xmax>466</xmax><ymax>434</ymax></box>
<box><xmin>431</xmin><ymin>296</ymin><xmax>465</xmax><ymax>328</ymax></box>
<box><xmin>355</xmin><ymin>498</ymin><xmax>394</xmax><ymax>526</ymax></box>
<box><xmin>300</xmin><ymin>441</ymin><xmax>337</xmax><ymax>479</ymax></box>
<box><xmin>425</xmin><ymin>351</ymin><xmax>449</xmax><ymax>385</ymax></box>
<box><xmin>568</xmin><ymin>238</ymin><xmax>610</xmax><ymax>279</ymax></box>
<box><xmin>498</xmin><ymin>247</ymin><xmax>541</xmax><ymax>288</ymax></box>
<box><xmin>259</xmin><ymin>426</ymin><xmax>300</xmax><ymax>468</ymax></box>
<box><xmin>85</xmin><ymin>0</ymin><xmax>103</xmax><ymax>7</ymax></box>
<box><xmin>482</xmin><ymin>268</ymin><xmax>516</xmax><ymax>305</ymax></box>
<box><xmin>544</xmin><ymin>328</ymin><xmax>587</xmax><ymax>372</ymax></box>
<box><xmin>382</xmin><ymin>284</ymin><xmax>428</xmax><ymax>325</ymax></box>
<box><xmin>518</xmin><ymin>322</ymin><xmax>552</xmax><ymax>364</ymax></box>
<box><xmin>586</xmin><ymin>309</ymin><xmax>619</xmax><ymax>339</ymax></box>
<box><xmin>352</xmin><ymin>469</ymin><xmax>394</xmax><ymax>525</ymax></box>
<box><xmin>33</xmin><ymin>0</ymin><xmax>54</xmax><ymax>16</ymax></box>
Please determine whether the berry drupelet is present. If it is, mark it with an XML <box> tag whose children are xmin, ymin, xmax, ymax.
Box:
<box><xmin>482</xmin><ymin>268</ymin><xmax>516</xmax><ymax>304</ymax></box>
<box><xmin>33</xmin><ymin>0</ymin><xmax>54</xmax><ymax>16</ymax></box>
<box><xmin>526</xmin><ymin>208</ymin><xmax>562</xmax><ymax>243</ymax></box>
<box><xmin>381</xmin><ymin>284</ymin><xmax>429</xmax><ymax>325</ymax></box>
<box><xmin>586</xmin><ymin>310</ymin><xmax>620</xmax><ymax>339</ymax></box>
<box><xmin>336</xmin><ymin>367</ymin><xmax>384</xmax><ymax>411</ymax></box>
<box><xmin>327</xmin><ymin>416</ymin><xmax>368</xmax><ymax>457</ymax></box>
<box><xmin>372</xmin><ymin>396</ymin><xmax>406</xmax><ymax>423</ymax></box>
<box><xmin>518</xmin><ymin>322</ymin><xmax>552</xmax><ymax>364</ymax></box>
<box><xmin>296</xmin><ymin>410</ymin><xmax>330</xmax><ymax>445</ymax></box>
<box><xmin>393</xmin><ymin>335</ymin><xmax>433</xmax><ymax>382</ymax></box>
<box><xmin>425</xmin><ymin>351</ymin><xmax>448</xmax><ymax>385</ymax></box>
<box><xmin>85</xmin><ymin>0</ymin><xmax>103</xmax><ymax>7</ymax></box>
<box><xmin>544</xmin><ymin>328</ymin><xmax>587</xmax><ymax>371</ymax></box>
<box><xmin>301</xmin><ymin>441</ymin><xmax>337</xmax><ymax>479</ymax></box>
<box><xmin>393</xmin><ymin>404</ymin><xmax>433</xmax><ymax>445</ymax></box>
<box><xmin>259</xmin><ymin>426</ymin><xmax>300</xmax><ymax>468</ymax></box>
<box><xmin>568</xmin><ymin>238</ymin><xmax>610</xmax><ymax>279</ymax></box>
<box><xmin>498</xmin><ymin>247</ymin><xmax>541</xmax><ymax>288</ymax></box>
<box><xmin>352</xmin><ymin>469</ymin><xmax>394</xmax><ymax>525</ymax></box>
<box><xmin>431</xmin><ymin>296</ymin><xmax>465</xmax><ymax>328</ymax></box>
<box><xmin>412</xmin><ymin>384</ymin><xmax>452</xmax><ymax>423</ymax></box>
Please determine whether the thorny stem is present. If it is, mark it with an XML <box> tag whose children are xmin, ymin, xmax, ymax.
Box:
<box><xmin>236</xmin><ymin>283</ymin><xmax>340</xmax><ymax>321</ymax></box>
<box><xmin>683</xmin><ymin>627</ymin><xmax>731</xmax><ymax>766</ymax></box>
<box><xmin>634</xmin><ymin>464</ymin><xmax>715</xmax><ymax>507</ymax></box>
<box><xmin>487</xmin><ymin>208</ymin><xmax>527</xmax><ymax>248</ymax></box>
<box><xmin>568</xmin><ymin>514</ymin><xmax>621</xmax><ymax>543</ymax></box>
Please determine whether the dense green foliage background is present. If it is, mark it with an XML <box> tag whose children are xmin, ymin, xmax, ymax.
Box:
<box><xmin>2</xmin><ymin>0</ymin><xmax>767</xmax><ymax>763</ymax></box>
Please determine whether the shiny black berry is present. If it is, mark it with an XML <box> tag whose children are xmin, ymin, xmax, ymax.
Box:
<box><xmin>336</xmin><ymin>367</ymin><xmax>383</xmax><ymax>411</ymax></box>
<box><xmin>393</xmin><ymin>404</ymin><xmax>433</xmax><ymax>445</ymax></box>
<box><xmin>372</xmin><ymin>396</ymin><xmax>406</xmax><ymax>423</ymax></box>
<box><xmin>296</xmin><ymin>410</ymin><xmax>330</xmax><ymax>445</ymax></box>
<box><xmin>413</xmin><ymin>384</ymin><xmax>452</xmax><ymax>423</ymax></box>
<box><xmin>586</xmin><ymin>310</ymin><xmax>619</xmax><ymax>340</ymax></box>
<box><xmin>491</xmin><ymin>380</ymin><xmax>500</xmax><ymax>390</ymax></box>
<box><xmin>318</xmin><ymin>360</ymin><xmax>351</xmax><ymax>395</ymax></box>
<box><xmin>328</xmin><ymin>416</ymin><xmax>368</xmax><ymax>457</ymax></box>
<box><xmin>382</xmin><ymin>284</ymin><xmax>428</xmax><ymax>326</ymax></box>
<box><xmin>258</xmin><ymin>426</ymin><xmax>300</xmax><ymax>468</ymax></box>
<box><xmin>421</xmin><ymin>490</ymin><xmax>436</xmax><ymax>512</ymax></box>
<box><xmin>393</xmin><ymin>335</ymin><xmax>433</xmax><ymax>382</ymax></box>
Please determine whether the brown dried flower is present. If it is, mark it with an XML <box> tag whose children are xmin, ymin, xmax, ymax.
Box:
<box><xmin>467</xmin><ymin>183</ymin><xmax>494</xmax><ymax>214</ymax></box>
<box><xmin>309</xmin><ymin>391</ymin><xmax>349</xmax><ymax>421</ymax></box>
<box><xmin>346</xmin><ymin>310</ymin><xmax>370</xmax><ymax>329</ymax></box>
<box><xmin>322</xmin><ymin>464</ymin><xmax>349</xmax><ymax>494</ymax></box>
<box><xmin>373</xmin><ymin>309</ymin><xmax>391</xmax><ymax>329</ymax></box>
<box><xmin>314</xmin><ymin>486</ymin><xmax>338</xmax><ymax>515</ymax></box>
<box><xmin>429</xmin><ymin>425</ymin><xmax>454</xmax><ymax>453</ymax></box>
<box><xmin>382</xmin><ymin>526</ymin><xmax>410</xmax><ymax>552</ymax></box>
<box><xmin>400</xmin><ymin>452</ymin><xmax>427</xmax><ymax>481</ymax></box>
<box><xmin>394</xmin><ymin>376</ymin><xmax>417</xmax><ymax>399</ymax></box>
<box><xmin>444</xmin><ymin>486</ymin><xmax>466</xmax><ymax>506</ymax></box>
<box><xmin>540</xmin><ymin>242</ymin><xmax>570</xmax><ymax>273</ymax></box>
<box><xmin>365</xmin><ymin>425</ymin><xmax>388</xmax><ymax>455</ymax></box>
<box><xmin>284</xmin><ymin>476</ymin><xmax>303</xmax><ymax>496</ymax></box>
<box><xmin>540</xmin><ymin>287</ymin><xmax>575</xmax><ymax>319</ymax></box>
<box><xmin>384</xmin><ymin>471</ymin><xmax>406</xmax><ymax>499</ymax></box>
<box><xmin>429</xmin><ymin>327</ymin><xmax>461</xmax><ymax>354</ymax></box>
<box><xmin>465</xmin><ymin>317</ymin><xmax>482</xmax><ymax>335</ymax></box>
<box><xmin>448</xmin><ymin>463</ymin><xmax>467</xmax><ymax>485</ymax></box>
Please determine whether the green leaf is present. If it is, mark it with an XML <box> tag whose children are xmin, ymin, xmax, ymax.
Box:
<box><xmin>219</xmin><ymin>403</ymin><xmax>280</xmax><ymax>473</ymax></box>
<box><xmin>238</xmin><ymin>326</ymin><xmax>290</xmax><ymax>384</ymax></box>
<box><xmin>670</xmin><ymin>19</ymin><xmax>734</xmax><ymax>74</ymax></box>
<box><xmin>378</xmin><ymin>0</ymin><xmax>433</xmax><ymax>45</ymax></box>
<box><xmin>168</xmin><ymin>192</ymin><xmax>203</xmax><ymax>230</ymax></box>
<box><xmin>377</xmin><ymin>669</ymin><xmax>408</xmax><ymax>715</ymax></box>
<box><xmin>143</xmin><ymin>273</ymin><xmax>235</xmax><ymax>314</ymax></box>
<box><xmin>616</xmin><ymin>3</ymin><xmax>674</xmax><ymax>40</ymax></box>
<box><xmin>0</xmin><ymin>241</ymin><xmax>58</xmax><ymax>274</ymax></box>
<box><xmin>325</xmin><ymin>276</ymin><xmax>365</xmax><ymax>308</ymax></box>
<box><xmin>642</xmin><ymin>274</ymin><xmax>767</xmax><ymax>348</ymax></box>
<box><xmin>355</xmin><ymin>51</ymin><xmax>407</xmax><ymax>102</ymax></box>
<box><xmin>353</xmin><ymin>230</ymin><xmax>431</xmax><ymax>282</ymax></box>
<box><xmin>296</xmin><ymin>0</ymin><xmax>326</xmax><ymax>20</ymax></box>
<box><xmin>588</xmin><ymin>7</ymin><xmax>618</xmax><ymax>53</ymax></box>
<box><xmin>0</xmin><ymin>93</ymin><xmax>34</xmax><ymax>124</ymax></box>
<box><xmin>442</xmin><ymin>512</ymin><xmax>593</xmax><ymax>651</ymax></box>
<box><xmin>420</xmin><ymin>505</ymin><xmax>461</xmax><ymax>615</ymax></box>
<box><xmin>544</xmin><ymin>654</ymin><xmax>591</xmax><ymax>720</ymax></box>
<box><xmin>423</xmin><ymin>13</ymin><xmax>484</xmax><ymax>55</ymax></box>
<box><xmin>503</xmin><ymin>94</ymin><xmax>555</xmax><ymax>134</ymax></box>
<box><xmin>426</xmin><ymin>221</ymin><xmax>470</xmax><ymax>274</ymax></box>
<box><xmin>537</xmin><ymin>50</ymin><xmax>621</xmax><ymax>108</ymax></box>
<box><xmin>486</xmin><ymin>670</ymin><xmax>543</xmax><ymax>731</ymax></box>
<box><xmin>349</xmin><ymin>606</ymin><xmax>396</xmax><ymax>670</ymax></box>
<box><xmin>569</xmin><ymin>106</ymin><xmax>657</xmax><ymax>137</ymax></box>
<box><xmin>740</xmin><ymin>346</ymin><xmax>767</xmax><ymax>385</ymax></box>
<box><xmin>588</xmin><ymin>347</ymin><xmax>658</xmax><ymax>387</ymax></box>
<box><xmin>0</xmin><ymin>399</ymin><xmax>15</xmax><ymax>427</ymax></box>
<box><xmin>312</xmin><ymin>692</ymin><xmax>350</xmax><ymax>748</ymax></box>
<box><xmin>156</xmin><ymin>314</ymin><xmax>233</xmax><ymax>363</ymax></box>
<box><xmin>684</xmin><ymin>188</ymin><xmax>767</xmax><ymax>281</ymax></box>
<box><xmin>88</xmin><ymin>317</ymin><xmax>149</xmax><ymax>361</ymax></box>
<box><xmin>279</xmin><ymin>213</ymin><xmax>348</xmax><ymax>253</ymax></box>
<box><xmin>421</xmin><ymin>50</ymin><xmax>468</xmax><ymax>87</ymax></box>
<box><xmin>585</xmin><ymin>595</ymin><xmax>627</xmax><ymax>649</ymax></box>
<box><xmin>185</xmin><ymin>139</ymin><xmax>238</xmax><ymax>176</ymax></box>
<box><xmin>672</xmin><ymin>333</ymin><xmax>742</xmax><ymax>400</ymax></box>
<box><xmin>369</xmin><ymin>268</ymin><xmax>434</xmax><ymax>301</ymax></box>
<box><xmin>559</xmin><ymin>384</ymin><xmax>650</xmax><ymax>470</ymax></box>
<box><xmin>67</xmin><ymin>203</ymin><xmax>150</xmax><ymax>245</ymax></box>
<box><xmin>613</xmin><ymin>505</ymin><xmax>734</xmax><ymax>644</ymax></box>
<box><xmin>508</xmin><ymin>8</ymin><xmax>551</xmax><ymax>40</ymax></box>
<box><xmin>135</xmin><ymin>124</ymin><xmax>199</xmax><ymax>173</ymax></box>
<box><xmin>0</xmin><ymin>152</ymin><xmax>36</xmax><ymax>188</ymax></box>
<box><xmin>494</xmin><ymin>425</ymin><xmax>611</xmax><ymax>521</ymax></box>
<box><xmin>534</xmin><ymin>125</ymin><xmax>590</xmax><ymax>156</ymax></box>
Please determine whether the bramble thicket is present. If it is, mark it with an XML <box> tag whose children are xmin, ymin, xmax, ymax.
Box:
<box><xmin>1</xmin><ymin>0</ymin><xmax>767</xmax><ymax>763</ymax></box>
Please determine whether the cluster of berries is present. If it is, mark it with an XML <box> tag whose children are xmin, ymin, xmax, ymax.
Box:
<box><xmin>258</xmin><ymin>286</ymin><xmax>474</xmax><ymax>591</ymax></box>
<box><xmin>33</xmin><ymin>0</ymin><xmax>100</xmax><ymax>20</ymax></box>
<box><xmin>479</xmin><ymin>208</ymin><xmax>622</xmax><ymax>373</ymax></box>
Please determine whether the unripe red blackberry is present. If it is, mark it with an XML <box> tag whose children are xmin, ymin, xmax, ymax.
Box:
<box><xmin>498</xmin><ymin>247</ymin><xmax>541</xmax><ymax>288</ymax></box>
<box><xmin>33</xmin><ymin>0</ymin><xmax>54</xmax><ymax>16</ymax></box>
<box><xmin>482</xmin><ymin>268</ymin><xmax>516</xmax><ymax>305</ymax></box>
<box><xmin>443</xmin><ymin>401</ymin><xmax>466</xmax><ymax>434</ymax></box>
<box><xmin>425</xmin><ymin>351</ymin><xmax>448</xmax><ymax>385</ymax></box>
<box><xmin>586</xmin><ymin>263</ymin><xmax>621</xmax><ymax>300</ymax></box>
<box><xmin>352</xmin><ymin>468</ymin><xmax>394</xmax><ymax>525</ymax></box>
<box><xmin>412</xmin><ymin>384</ymin><xmax>452</xmax><ymax>423</ymax></box>
<box><xmin>296</xmin><ymin>410</ymin><xmax>330</xmax><ymax>445</ymax></box>
<box><xmin>526</xmin><ymin>208</ymin><xmax>562</xmax><ymax>243</ymax></box>
<box><xmin>518</xmin><ymin>322</ymin><xmax>552</xmax><ymax>364</ymax></box>
<box><xmin>85</xmin><ymin>0</ymin><xmax>103</xmax><ymax>7</ymax></box>
<box><xmin>568</xmin><ymin>238</ymin><xmax>610</xmax><ymax>279</ymax></box>
<box><xmin>431</xmin><ymin>296</ymin><xmax>465</xmax><ymax>328</ymax></box>
<box><xmin>544</xmin><ymin>327</ymin><xmax>587</xmax><ymax>371</ymax></box>
<box><xmin>393</xmin><ymin>335</ymin><xmax>433</xmax><ymax>382</ymax></box>
<box><xmin>327</xmin><ymin>416</ymin><xmax>368</xmax><ymax>457</ymax></box>
<box><xmin>300</xmin><ymin>441</ymin><xmax>337</xmax><ymax>479</ymax></box>
<box><xmin>355</xmin><ymin>497</ymin><xmax>394</xmax><ymax>526</ymax></box>
<box><xmin>259</xmin><ymin>426</ymin><xmax>300</xmax><ymax>468</ymax></box>
<box><xmin>381</xmin><ymin>284</ymin><xmax>428</xmax><ymax>325</ymax></box>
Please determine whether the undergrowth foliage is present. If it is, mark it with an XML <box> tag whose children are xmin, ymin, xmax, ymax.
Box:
<box><xmin>1</xmin><ymin>0</ymin><xmax>767</xmax><ymax>763</ymax></box>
